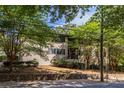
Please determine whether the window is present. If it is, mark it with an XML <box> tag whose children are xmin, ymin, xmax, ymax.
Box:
<box><xmin>50</xmin><ymin>48</ymin><xmax>65</xmax><ymax>55</ymax></box>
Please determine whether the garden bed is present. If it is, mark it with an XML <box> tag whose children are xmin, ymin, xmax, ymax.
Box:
<box><xmin>0</xmin><ymin>65</ymin><xmax>123</xmax><ymax>81</ymax></box>
<box><xmin>0</xmin><ymin>65</ymin><xmax>104</xmax><ymax>81</ymax></box>
<box><xmin>0</xmin><ymin>73</ymin><xmax>101</xmax><ymax>81</ymax></box>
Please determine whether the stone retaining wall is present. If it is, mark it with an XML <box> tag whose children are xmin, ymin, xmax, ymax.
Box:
<box><xmin>0</xmin><ymin>73</ymin><xmax>102</xmax><ymax>81</ymax></box>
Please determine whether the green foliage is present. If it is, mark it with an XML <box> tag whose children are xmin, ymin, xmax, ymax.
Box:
<box><xmin>0</xmin><ymin>5</ymin><xmax>91</xmax><ymax>62</ymax></box>
<box><xmin>49</xmin><ymin>6</ymin><xmax>91</xmax><ymax>22</ymax></box>
<box><xmin>0</xmin><ymin>6</ymin><xmax>54</xmax><ymax>62</ymax></box>
<box><xmin>90</xmin><ymin>6</ymin><xmax>124</xmax><ymax>30</ymax></box>
<box><xmin>0</xmin><ymin>56</ymin><xmax>7</xmax><ymax>62</ymax></box>
<box><xmin>3</xmin><ymin>60</ymin><xmax>39</xmax><ymax>67</ymax></box>
<box><xmin>87</xmin><ymin>6</ymin><xmax>124</xmax><ymax>71</ymax></box>
<box><xmin>69</xmin><ymin>22</ymin><xmax>99</xmax><ymax>45</ymax></box>
<box><xmin>118</xmin><ymin>56</ymin><xmax>124</xmax><ymax>66</ymax></box>
<box><xmin>1</xmin><ymin>5</ymin><xmax>124</xmax><ymax>72</ymax></box>
<box><xmin>52</xmin><ymin>5</ymin><xmax>124</xmax><ymax>72</ymax></box>
<box><xmin>52</xmin><ymin>59</ymin><xmax>85</xmax><ymax>69</ymax></box>
<box><xmin>65</xmin><ymin>6</ymin><xmax>124</xmax><ymax>71</ymax></box>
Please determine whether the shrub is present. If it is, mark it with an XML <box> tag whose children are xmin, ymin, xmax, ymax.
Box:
<box><xmin>78</xmin><ymin>63</ymin><xmax>85</xmax><ymax>69</ymax></box>
<box><xmin>54</xmin><ymin>59</ymin><xmax>68</xmax><ymax>67</ymax></box>
<box><xmin>52</xmin><ymin>59</ymin><xmax>85</xmax><ymax>70</ymax></box>
<box><xmin>117</xmin><ymin>57</ymin><xmax>124</xmax><ymax>71</ymax></box>
<box><xmin>89</xmin><ymin>64</ymin><xmax>99</xmax><ymax>70</ymax></box>
<box><xmin>0</xmin><ymin>56</ymin><xmax>7</xmax><ymax>62</ymax></box>
<box><xmin>66</xmin><ymin>62</ymin><xmax>74</xmax><ymax>68</ymax></box>
<box><xmin>3</xmin><ymin>60</ymin><xmax>39</xmax><ymax>67</ymax></box>
<box><xmin>117</xmin><ymin>65</ymin><xmax>124</xmax><ymax>71</ymax></box>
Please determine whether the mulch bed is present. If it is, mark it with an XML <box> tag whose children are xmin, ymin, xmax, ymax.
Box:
<box><xmin>0</xmin><ymin>65</ymin><xmax>102</xmax><ymax>81</ymax></box>
<box><xmin>0</xmin><ymin>65</ymin><xmax>122</xmax><ymax>81</ymax></box>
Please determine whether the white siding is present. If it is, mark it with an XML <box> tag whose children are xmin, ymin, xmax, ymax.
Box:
<box><xmin>22</xmin><ymin>42</ymin><xmax>68</xmax><ymax>65</ymax></box>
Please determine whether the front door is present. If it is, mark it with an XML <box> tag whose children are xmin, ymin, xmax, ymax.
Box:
<box><xmin>68</xmin><ymin>48</ymin><xmax>79</xmax><ymax>59</ymax></box>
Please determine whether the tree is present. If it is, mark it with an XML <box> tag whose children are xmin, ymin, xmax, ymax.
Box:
<box><xmin>68</xmin><ymin>5</ymin><xmax>124</xmax><ymax>82</ymax></box>
<box><xmin>48</xmin><ymin>6</ymin><xmax>91</xmax><ymax>22</ymax></box>
<box><xmin>0</xmin><ymin>6</ymin><xmax>54</xmax><ymax>63</ymax></box>
<box><xmin>50</xmin><ymin>5</ymin><xmax>124</xmax><ymax>82</ymax></box>
<box><xmin>69</xmin><ymin>22</ymin><xmax>99</xmax><ymax>69</ymax></box>
<box><xmin>89</xmin><ymin>5</ymin><xmax>124</xmax><ymax>81</ymax></box>
<box><xmin>0</xmin><ymin>5</ymin><xmax>91</xmax><ymax>63</ymax></box>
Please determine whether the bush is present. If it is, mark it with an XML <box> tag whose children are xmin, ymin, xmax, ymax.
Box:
<box><xmin>52</xmin><ymin>59</ymin><xmax>85</xmax><ymax>70</ymax></box>
<box><xmin>66</xmin><ymin>62</ymin><xmax>74</xmax><ymax>68</ymax></box>
<box><xmin>0</xmin><ymin>56</ymin><xmax>7</xmax><ymax>62</ymax></box>
<box><xmin>117</xmin><ymin>57</ymin><xmax>124</xmax><ymax>71</ymax></box>
<box><xmin>3</xmin><ymin>60</ymin><xmax>39</xmax><ymax>67</ymax></box>
<box><xmin>89</xmin><ymin>64</ymin><xmax>99</xmax><ymax>70</ymax></box>
<box><xmin>53</xmin><ymin>59</ymin><xmax>67</xmax><ymax>67</ymax></box>
<box><xmin>117</xmin><ymin>65</ymin><xmax>124</xmax><ymax>71</ymax></box>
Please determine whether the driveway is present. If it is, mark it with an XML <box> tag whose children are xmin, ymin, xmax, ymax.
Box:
<box><xmin>0</xmin><ymin>79</ymin><xmax>124</xmax><ymax>88</ymax></box>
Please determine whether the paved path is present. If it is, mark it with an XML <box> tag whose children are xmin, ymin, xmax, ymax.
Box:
<box><xmin>1</xmin><ymin>80</ymin><xmax>124</xmax><ymax>88</ymax></box>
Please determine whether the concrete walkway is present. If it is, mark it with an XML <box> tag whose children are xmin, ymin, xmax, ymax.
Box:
<box><xmin>1</xmin><ymin>79</ymin><xmax>124</xmax><ymax>88</ymax></box>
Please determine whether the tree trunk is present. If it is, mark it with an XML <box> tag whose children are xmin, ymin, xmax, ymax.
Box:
<box><xmin>100</xmin><ymin>6</ymin><xmax>104</xmax><ymax>82</ymax></box>
<box><xmin>86</xmin><ymin>56</ymin><xmax>90</xmax><ymax>69</ymax></box>
<box><xmin>6</xmin><ymin>52</ymin><xmax>17</xmax><ymax>72</ymax></box>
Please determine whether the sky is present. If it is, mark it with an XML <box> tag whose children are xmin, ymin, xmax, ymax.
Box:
<box><xmin>47</xmin><ymin>7</ymin><xmax>96</xmax><ymax>28</ymax></box>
